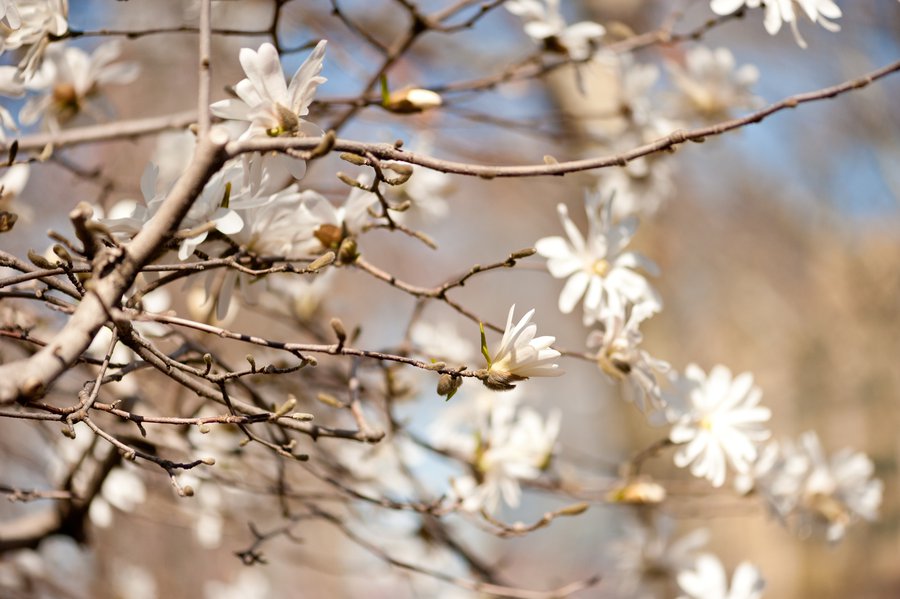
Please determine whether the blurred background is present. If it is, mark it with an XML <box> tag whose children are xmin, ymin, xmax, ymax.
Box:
<box><xmin>1</xmin><ymin>0</ymin><xmax>898</xmax><ymax>597</ymax></box>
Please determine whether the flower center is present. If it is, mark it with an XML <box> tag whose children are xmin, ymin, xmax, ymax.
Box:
<box><xmin>592</xmin><ymin>259</ymin><xmax>611</xmax><ymax>277</ymax></box>
<box><xmin>52</xmin><ymin>83</ymin><xmax>79</xmax><ymax>110</ymax></box>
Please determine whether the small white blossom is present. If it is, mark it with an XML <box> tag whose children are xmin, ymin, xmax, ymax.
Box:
<box><xmin>88</xmin><ymin>467</ymin><xmax>147</xmax><ymax>528</ymax></box>
<box><xmin>483</xmin><ymin>304</ymin><xmax>562</xmax><ymax>390</ymax></box>
<box><xmin>0</xmin><ymin>164</ymin><xmax>29</xmax><ymax>214</ymax></box>
<box><xmin>535</xmin><ymin>194</ymin><xmax>661</xmax><ymax>325</ymax></box>
<box><xmin>587</xmin><ymin>303</ymin><xmax>669</xmax><ymax>413</ymax></box>
<box><xmin>211</xmin><ymin>40</ymin><xmax>326</xmax><ymax>178</ymax></box>
<box><xmin>668</xmin><ymin>364</ymin><xmax>772</xmax><ymax>487</ymax></box>
<box><xmin>710</xmin><ymin>0</ymin><xmax>841</xmax><ymax>48</ymax></box>
<box><xmin>506</xmin><ymin>0</ymin><xmax>604</xmax><ymax>60</ymax></box>
<box><xmin>296</xmin><ymin>173</ymin><xmax>380</xmax><ymax>253</ymax></box>
<box><xmin>449</xmin><ymin>395</ymin><xmax>561</xmax><ymax>513</ymax></box>
<box><xmin>20</xmin><ymin>40</ymin><xmax>139</xmax><ymax>130</ymax></box>
<box><xmin>666</xmin><ymin>46</ymin><xmax>762</xmax><ymax>121</ymax></box>
<box><xmin>609</xmin><ymin>516</ymin><xmax>709</xmax><ymax>598</ymax></box>
<box><xmin>677</xmin><ymin>553</ymin><xmax>765</xmax><ymax>599</ymax></box>
<box><xmin>411</xmin><ymin>318</ymin><xmax>474</xmax><ymax>365</ymax></box>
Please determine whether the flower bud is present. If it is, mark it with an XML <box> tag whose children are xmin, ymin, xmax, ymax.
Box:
<box><xmin>383</xmin><ymin>88</ymin><xmax>443</xmax><ymax>114</ymax></box>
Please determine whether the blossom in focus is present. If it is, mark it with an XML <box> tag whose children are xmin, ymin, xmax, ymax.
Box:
<box><xmin>210</xmin><ymin>40</ymin><xmax>326</xmax><ymax>138</ymax></box>
<box><xmin>19</xmin><ymin>40</ymin><xmax>139</xmax><ymax>130</ymax></box>
<box><xmin>666</xmin><ymin>46</ymin><xmax>762</xmax><ymax>121</ymax></box>
<box><xmin>668</xmin><ymin>364</ymin><xmax>772</xmax><ymax>488</ymax></box>
<box><xmin>535</xmin><ymin>194</ymin><xmax>661</xmax><ymax>325</ymax></box>
<box><xmin>587</xmin><ymin>303</ymin><xmax>669</xmax><ymax>413</ymax></box>
<box><xmin>710</xmin><ymin>0</ymin><xmax>841</xmax><ymax>48</ymax></box>
<box><xmin>483</xmin><ymin>304</ymin><xmax>562</xmax><ymax>391</ymax></box>
<box><xmin>505</xmin><ymin>0</ymin><xmax>605</xmax><ymax>60</ymax></box>
<box><xmin>677</xmin><ymin>553</ymin><xmax>765</xmax><ymax>599</ymax></box>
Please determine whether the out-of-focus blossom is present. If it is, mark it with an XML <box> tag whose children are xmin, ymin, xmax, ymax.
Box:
<box><xmin>747</xmin><ymin>432</ymin><xmax>882</xmax><ymax>542</ymax></box>
<box><xmin>506</xmin><ymin>0</ymin><xmax>605</xmax><ymax>60</ymax></box>
<box><xmin>609</xmin><ymin>515</ymin><xmax>709</xmax><ymax>598</ymax></box>
<box><xmin>535</xmin><ymin>194</ymin><xmax>661</xmax><ymax>325</ymax></box>
<box><xmin>0</xmin><ymin>164</ymin><xmax>30</xmax><ymax>214</ymax></box>
<box><xmin>677</xmin><ymin>553</ymin><xmax>765</xmax><ymax>599</ymax></box>
<box><xmin>0</xmin><ymin>0</ymin><xmax>67</xmax><ymax>76</ymax></box>
<box><xmin>204</xmin><ymin>569</ymin><xmax>270</xmax><ymax>599</ymax></box>
<box><xmin>483</xmin><ymin>304</ymin><xmax>562</xmax><ymax>390</ymax></box>
<box><xmin>296</xmin><ymin>173</ymin><xmax>379</xmax><ymax>253</ymax></box>
<box><xmin>587</xmin><ymin>303</ymin><xmax>669</xmax><ymax>413</ymax></box>
<box><xmin>88</xmin><ymin>466</ymin><xmax>147</xmax><ymax>528</ymax></box>
<box><xmin>111</xmin><ymin>563</ymin><xmax>157</xmax><ymax>599</ymax></box>
<box><xmin>411</xmin><ymin>318</ymin><xmax>474</xmax><ymax>365</ymax></box>
<box><xmin>666</xmin><ymin>46</ymin><xmax>762</xmax><ymax>121</ymax></box>
<box><xmin>668</xmin><ymin>364</ymin><xmax>772</xmax><ymax>487</ymax></box>
<box><xmin>444</xmin><ymin>391</ymin><xmax>560</xmax><ymax>513</ymax></box>
<box><xmin>20</xmin><ymin>40</ymin><xmax>138</xmax><ymax>130</ymax></box>
<box><xmin>710</xmin><ymin>0</ymin><xmax>841</xmax><ymax>48</ymax></box>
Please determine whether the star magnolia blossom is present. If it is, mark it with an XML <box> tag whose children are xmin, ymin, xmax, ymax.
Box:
<box><xmin>451</xmin><ymin>396</ymin><xmax>561</xmax><ymax>513</ymax></box>
<box><xmin>609</xmin><ymin>516</ymin><xmax>709</xmax><ymax>597</ymax></box>
<box><xmin>752</xmin><ymin>432</ymin><xmax>883</xmax><ymax>542</ymax></box>
<box><xmin>666</xmin><ymin>46</ymin><xmax>762</xmax><ymax>121</ymax></box>
<box><xmin>0</xmin><ymin>0</ymin><xmax>67</xmax><ymax>75</ymax></box>
<box><xmin>710</xmin><ymin>0</ymin><xmax>841</xmax><ymax>48</ymax></box>
<box><xmin>506</xmin><ymin>0</ymin><xmax>605</xmax><ymax>61</ymax></box>
<box><xmin>19</xmin><ymin>40</ymin><xmax>139</xmax><ymax>130</ymax></box>
<box><xmin>587</xmin><ymin>303</ymin><xmax>669</xmax><ymax>413</ymax></box>
<box><xmin>535</xmin><ymin>196</ymin><xmax>661</xmax><ymax>325</ymax></box>
<box><xmin>668</xmin><ymin>364</ymin><xmax>772</xmax><ymax>488</ymax></box>
<box><xmin>211</xmin><ymin>41</ymin><xmax>326</xmax><ymax>140</ymax></box>
<box><xmin>677</xmin><ymin>553</ymin><xmax>765</xmax><ymax>599</ymax></box>
<box><xmin>483</xmin><ymin>305</ymin><xmax>562</xmax><ymax>391</ymax></box>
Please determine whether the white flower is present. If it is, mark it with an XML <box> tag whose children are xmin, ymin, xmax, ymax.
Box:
<box><xmin>598</xmin><ymin>159</ymin><xmax>674</xmax><ymax>220</ymax></box>
<box><xmin>710</xmin><ymin>0</ymin><xmax>841</xmax><ymax>48</ymax></box>
<box><xmin>411</xmin><ymin>318</ymin><xmax>474</xmax><ymax>365</ymax></box>
<box><xmin>668</xmin><ymin>364</ymin><xmax>772</xmax><ymax>488</ymax></box>
<box><xmin>677</xmin><ymin>553</ymin><xmax>765</xmax><ymax>599</ymax></box>
<box><xmin>451</xmin><ymin>396</ymin><xmax>561</xmax><ymax>513</ymax></box>
<box><xmin>211</xmin><ymin>40</ymin><xmax>326</xmax><ymax>138</ymax></box>
<box><xmin>666</xmin><ymin>46</ymin><xmax>762</xmax><ymax>121</ymax></box>
<box><xmin>506</xmin><ymin>0</ymin><xmax>605</xmax><ymax>60</ymax></box>
<box><xmin>587</xmin><ymin>303</ymin><xmax>669</xmax><ymax>413</ymax></box>
<box><xmin>88</xmin><ymin>467</ymin><xmax>147</xmax><ymax>528</ymax></box>
<box><xmin>483</xmin><ymin>304</ymin><xmax>562</xmax><ymax>390</ymax></box>
<box><xmin>752</xmin><ymin>432</ymin><xmax>883</xmax><ymax>542</ymax></box>
<box><xmin>0</xmin><ymin>163</ymin><xmax>29</xmax><ymax>212</ymax></box>
<box><xmin>0</xmin><ymin>0</ymin><xmax>67</xmax><ymax>76</ymax></box>
<box><xmin>262</xmin><ymin>269</ymin><xmax>335</xmax><ymax>322</ymax></box>
<box><xmin>20</xmin><ymin>40</ymin><xmax>139</xmax><ymax>130</ymax></box>
<box><xmin>609</xmin><ymin>516</ymin><xmax>709</xmax><ymax>598</ymax></box>
<box><xmin>535</xmin><ymin>194</ymin><xmax>661</xmax><ymax>325</ymax></box>
<box><xmin>296</xmin><ymin>173</ymin><xmax>380</xmax><ymax>253</ymax></box>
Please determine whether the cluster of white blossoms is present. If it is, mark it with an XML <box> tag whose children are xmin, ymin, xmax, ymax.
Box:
<box><xmin>738</xmin><ymin>432</ymin><xmax>883</xmax><ymax>542</ymax></box>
